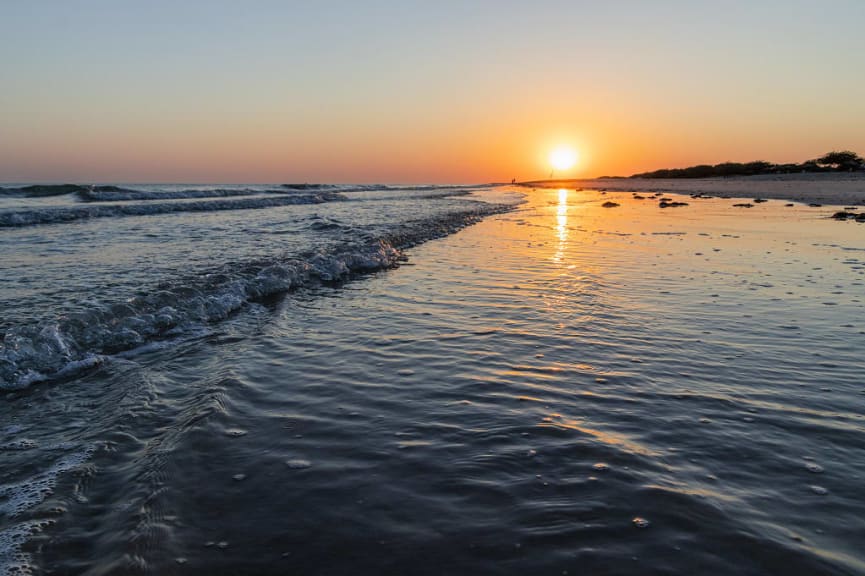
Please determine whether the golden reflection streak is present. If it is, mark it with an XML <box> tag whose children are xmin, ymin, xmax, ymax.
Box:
<box><xmin>539</xmin><ymin>414</ymin><xmax>660</xmax><ymax>457</ymax></box>
<box><xmin>554</xmin><ymin>188</ymin><xmax>568</xmax><ymax>263</ymax></box>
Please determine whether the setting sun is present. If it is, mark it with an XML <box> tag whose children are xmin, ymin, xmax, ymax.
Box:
<box><xmin>550</xmin><ymin>147</ymin><xmax>578</xmax><ymax>172</ymax></box>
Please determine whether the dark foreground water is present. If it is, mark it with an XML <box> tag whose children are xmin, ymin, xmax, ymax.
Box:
<box><xmin>2</xmin><ymin>184</ymin><xmax>865</xmax><ymax>575</ymax></box>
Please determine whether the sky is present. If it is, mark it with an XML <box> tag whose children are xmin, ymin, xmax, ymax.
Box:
<box><xmin>1</xmin><ymin>0</ymin><xmax>864</xmax><ymax>183</ymax></box>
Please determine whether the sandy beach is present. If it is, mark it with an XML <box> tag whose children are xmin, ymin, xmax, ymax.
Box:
<box><xmin>526</xmin><ymin>173</ymin><xmax>865</xmax><ymax>206</ymax></box>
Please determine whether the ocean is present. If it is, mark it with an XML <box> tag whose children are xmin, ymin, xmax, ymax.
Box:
<box><xmin>1</xmin><ymin>183</ymin><xmax>864</xmax><ymax>575</ymax></box>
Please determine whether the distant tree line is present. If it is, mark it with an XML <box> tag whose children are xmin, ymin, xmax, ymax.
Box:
<box><xmin>631</xmin><ymin>151</ymin><xmax>865</xmax><ymax>179</ymax></box>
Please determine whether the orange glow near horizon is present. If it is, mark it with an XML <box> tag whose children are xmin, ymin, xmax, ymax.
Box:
<box><xmin>5</xmin><ymin>117</ymin><xmax>854</xmax><ymax>184</ymax></box>
<box><xmin>2</xmin><ymin>88</ymin><xmax>858</xmax><ymax>184</ymax></box>
<box><xmin>2</xmin><ymin>3</ymin><xmax>864</xmax><ymax>184</ymax></box>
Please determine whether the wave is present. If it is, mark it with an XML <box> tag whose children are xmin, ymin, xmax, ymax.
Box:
<box><xmin>280</xmin><ymin>183</ymin><xmax>340</xmax><ymax>190</ymax></box>
<box><xmin>0</xmin><ymin>191</ymin><xmax>344</xmax><ymax>228</ymax></box>
<box><xmin>0</xmin><ymin>183</ymin><xmax>487</xmax><ymax>202</ymax></box>
<box><xmin>76</xmin><ymin>187</ymin><xmax>270</xmax><ymax>202</ymax></box>
<box><xmin>1</xmin><ymin>182</ymin><xmax>487</xmax><ymax>193</ymax></box>
<box><xmin>283</xmin><ymin>183</ymin><xmax>488</xmax><ymax>193</ymax></box>
<box><xmin>0</xmin><ymin>203</ymin><xmax>511</xmax><ymax>391</ymax></box>
<box><xmin>0</xmin><ymin>184</ymin><xmax>95</xmax><ymax>198</ymax></box>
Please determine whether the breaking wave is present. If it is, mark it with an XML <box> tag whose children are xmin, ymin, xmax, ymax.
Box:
<box><xmin>0</xmin><ymin>204</ymin><xmax>510</xmax><ymax>391</ymax></box>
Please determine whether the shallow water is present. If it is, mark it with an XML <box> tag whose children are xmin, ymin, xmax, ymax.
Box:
<box><xmin>2</xmin><ymin>186</ymin><xmax>865</xmax><ymax>575</ymax></box>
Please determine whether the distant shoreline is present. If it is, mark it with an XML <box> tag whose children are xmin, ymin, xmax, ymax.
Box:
<box><xmin>617</xmin><ymin>151</ymin><xmax>865</xmax><ymax>179</ymax></box>
<box><xmin>519</xmin><ymin>173</ymin><xmax>865</xmax><ymax>206</ymax></box>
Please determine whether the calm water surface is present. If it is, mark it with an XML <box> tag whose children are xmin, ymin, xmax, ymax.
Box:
<box><xmin>2</xmin><ymin>186</ymin><xmax>865</xmax><ymax>575</ymax></box>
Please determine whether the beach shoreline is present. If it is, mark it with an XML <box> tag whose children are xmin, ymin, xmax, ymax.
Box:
<box><xmin>522</xmin><ymin>173</ymin><xmax>865</xmax><ymax>206</ymax></box>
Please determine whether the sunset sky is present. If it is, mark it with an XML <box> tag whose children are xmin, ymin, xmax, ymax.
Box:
<box><xmin>2</xmin><ymin>0</ymin><xmax>864</xmax><ymax>184</ymax></box>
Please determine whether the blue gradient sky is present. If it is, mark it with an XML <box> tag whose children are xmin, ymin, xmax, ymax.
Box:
<box><xmin>2</xmin><ymin>0</ymin><xmax>863</xmax><ymax>183</ymax></box>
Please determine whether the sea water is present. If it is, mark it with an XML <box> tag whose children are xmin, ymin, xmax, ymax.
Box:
<box><xmin>1</xmin><ymin>183</ymin><xmax>864</xmax><ymax>575</ymax></box>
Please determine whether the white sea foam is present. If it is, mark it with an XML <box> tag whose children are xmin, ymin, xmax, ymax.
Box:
<box><xmin>0</xmin><ymin>445</ymin><xmax>96</xmax><ymax>576</ymax></box>
<box><xmin>0</xmin><ymin>520</ymin><xmax>51</xmax><ymax>576</ymax></box>
<box><xmin>0</xmin><ymin>445</ymin><xmax>96</xmax><ymax>517</ymax></box>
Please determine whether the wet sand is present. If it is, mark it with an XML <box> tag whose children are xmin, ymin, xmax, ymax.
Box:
<box><xmin>526</xmin><ymin>173</ymin><xmax>865</xmax><ymax>206</ymax></box>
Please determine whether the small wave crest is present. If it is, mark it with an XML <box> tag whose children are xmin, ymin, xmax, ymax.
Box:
<box><xmin>0</xmin><ymin>184</ymin><xmax>90</xmax><ymax>198</ymax></box>
<box><xmin>0</xmin><ymin>183</ymin><xmax>484</xmax><ymax>204</ymax></box>
<box><xmin>76</xmin><ymin>187</ymin><xmax>271</xmax><ymax>202</ymax></box>
<box><xmin>282</xmin><ymin>183</ymin><xmax>486</xmax><ymax>193</ymax></box>
<box><xmin>0</xmin><ymin>192</ymin><xmax>344</xmax><ymax>228</ymax></box>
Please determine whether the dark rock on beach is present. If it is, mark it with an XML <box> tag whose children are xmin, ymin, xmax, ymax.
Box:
<box><xmin>659</xmin><ymin>201</ymin><xmax>688</xmax><ymax>208</ymax></box>
<box><xmin>602</xmin><ymin>201</ymin><xmax>620</xmax><ymax>208</ymax></box>
<box><xmin>832</xmin><ymin>211</ymin><xmax>865</xmax><ymax>222</ymax></box>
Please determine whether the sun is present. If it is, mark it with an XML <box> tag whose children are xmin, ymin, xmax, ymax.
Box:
<box><xmin>549</xmin><ymin>147</ymin><xmax>578</xmax><ymax>172</ymax></box>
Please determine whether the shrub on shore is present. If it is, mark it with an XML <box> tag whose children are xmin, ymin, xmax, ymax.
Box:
<box><xmin>631</xmin><ymin>151</ymin><xmax>864</xmax><ymax>179</ymax></box>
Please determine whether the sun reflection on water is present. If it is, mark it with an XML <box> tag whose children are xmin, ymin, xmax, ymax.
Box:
<box><xmin>555</xmin><ymin>189</ymin><xmax>568</xmax><ymax>263</ymax></box>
